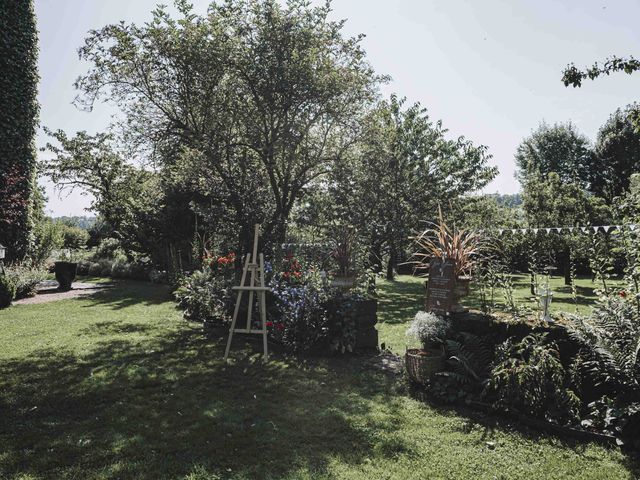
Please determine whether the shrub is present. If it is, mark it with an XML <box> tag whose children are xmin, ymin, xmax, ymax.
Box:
<box><xmin>5</xmin><ymin>263</ymin><xmax>47</xmax><ymax>299</ymax></box>
<box><xmin>88</xmin><ymin>262</ymin><xmax>103</xmax><ymax>276</ymax></box>
<box><xmin>486</xmin><ymin>333</ymin><xmax>580</xmax><ymax>424</ymax></box>
<box><xmin>111</xmin><ymin>259</ymin><xmax>131</xmax><ymax>278</ymax></box>
<box><xmin>93</xmin><ymin>238</ymin><xmax>121</xmax><ymax>260</ymax></box>
<box><xmin>31</xmin><ymin>220</ymin><xmax>64</xmax><ymax>265</ymax></box>
<box><xmin>0</xmin><ymin>275</ymin><xmax>17</xmax><ymax>308</ymax></box>
<box><xmin>76</xmin><ymin>260</ymin><xmax>90</xmax><ymax>276</ymax></box>
<box><xmin>149</xmin><ymin>269</ymin><xmax>168</xmax><ymax>284</ymax></box>
<box><xmin>406</xmin><ymin>311</ymin><xmax>451</xmax><ymax>349</ymax></box>
<box><xmin>61</xmin><ymin>225</ymin><xmax>90</xmax><ymax>249</ymax></box>
<box><xmin>269</xmin><ymin>268</ymin><xmax>331</xmax><ymax>353</ymax></box>
<box><xmin>174</xmin><ymin>268</ymin><xmax>233</xmax><ymax>323</ymax></box>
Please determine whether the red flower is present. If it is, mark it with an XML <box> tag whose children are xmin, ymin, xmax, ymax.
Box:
<box><xmin>619</xmin><ymin>290</ymin><xmax>627</xmax><ymax>298</ymax></box>
<box><xmin>293</xmin><ymin>271</ymin><xmax>301</xmax><ymax>278</ymax></box>
<box><xmin>266</xmin><ymin>321</ymin><xmax>274</xmax><ymax>328</ymax></box>
<box><xmin>276</xmin><ymin>323</ymin><xmax>284</xmax><ymax>331</ymax></box>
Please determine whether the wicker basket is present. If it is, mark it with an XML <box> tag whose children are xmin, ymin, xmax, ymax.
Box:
<box><xmin>405</xmin><ymin>347</ymin><xmax>445</xmax><ymax>385</ymax></box>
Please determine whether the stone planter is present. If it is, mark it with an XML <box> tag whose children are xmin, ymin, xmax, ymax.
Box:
<box><xmin>405</xmin><ymin>347</ymin><xmax>445</xmax><ymax>384</ymax></box>
<box><xmin>451</xmin><ymin>276</ymin><xmax>471</xmax><ymax>313</ymax></box>
<box><xmin>54</xmin><ymin>261</ymin><xmax>77</xmax><ymax>291</ymax></box>
<box><xmin>331</xmin><ymin>275</ymin><xmax>356</xmax><ymax>290</ymax></box>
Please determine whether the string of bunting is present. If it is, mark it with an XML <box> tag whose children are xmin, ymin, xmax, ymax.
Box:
<box><xmin>477</xmin><ymin>224</ymin><xmax>638</xmax><ymax>236</ymax></box>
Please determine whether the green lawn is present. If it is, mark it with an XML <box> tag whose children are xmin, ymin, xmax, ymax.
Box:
<box><xmin>377</xmin><ymin>274</ymin><xmax>623</xmax><ymax>354</ymax></box>
<box><xmin>0</xmin><ymin>278</ymin><xmax>637</xmax><ymax>479</ymax></box>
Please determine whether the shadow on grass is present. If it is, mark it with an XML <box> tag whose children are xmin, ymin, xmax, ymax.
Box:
<box><xmin>0</xmin><ymin>321</ymin><xmax>407</xmax><ymax>479</ymax></box>
<box><xmin>404</xmin><ymin>383</ymin><xmax>640</xmax><ymax>475</ymax></box>
<box><xmin>79</xmin><ymin>280</ymin><xmax>175</xmax><ymax>311</ymax></box>
<box><xmin>377</xmin><ymin>278</ymin><xmax>424</xmax><ymax>325</ymax></box>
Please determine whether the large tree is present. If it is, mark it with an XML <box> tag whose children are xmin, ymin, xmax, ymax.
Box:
<box><xmin>0</xmin><ymin>0</ymin><xmax>39</xmax><ymax>261</ymax></box>
<box><xmin>63</xmin><ymin>0</ymin><xmax>380</xmax><ymax>259</ymax></box>
<box><xmin>322</xmin><ymin>95</ymin><xmax>497</xmax><ymax>279</ymax></box>
<box><xmin>593</xmin><ymin>104</ymin><xmax>640</xmax><ymax>202</ymax></box>
<box><xmin>515</xmin><ymin>122</ymin><xmax>594</xmax><ymax>188</ymax></box>
<box><xmin>522</xmin><ymin>172</ymin><xmax>611</xmax><ymax>284</ymax></box>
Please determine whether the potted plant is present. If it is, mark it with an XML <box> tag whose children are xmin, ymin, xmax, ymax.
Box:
<box><xmin>54</xmin><ymin>250</ymin><xmax>78</xmax><ymax>291</ymax></box>
<box><xmin>330</xmin><ymin>225</ymin><xmax>358</xmax><ymax>290</ymax></box>
<box><xmin>404</xmin><ymin>311</ymin><xmax>451</xmax><ymax>384</ymax></box>
<box><xmin>408</xmin><ymin>208</ymin><xmax>484</xmax><ymax>312</ymax></box>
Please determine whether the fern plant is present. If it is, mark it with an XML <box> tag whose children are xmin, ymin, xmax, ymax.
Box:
<box><xmin>429</xmin><ymin>332</ymin><xmax>494</xmax><ymax>403</ymax></box>
<box><xmin>565</xmin><ymin>297</ymin><xmax>640</xmax><ymax>397</ymax></box>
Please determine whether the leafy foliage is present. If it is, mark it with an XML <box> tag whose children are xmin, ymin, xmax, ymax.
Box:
<box><xmin>593</xmin><ymin>104</ymin><xmax>640</xmax><ymax>202</ymax></box>
<box><xmin>515</xmin><ymin>122</ymin><xmax>594</xmax><ymax>187</ymax></box>
<box><xmin>0</xmin><ymin>0</ymin><xmax>39</xmax><ymax>260</ymax></box>
<box><xmin>0</xmin><ymin>275</ymin><xmax>17</xmax><ymax>309</ymax></box>
<box><xmin>430</xmin><ymin>331</ymin><xmax>494</xmax><ymax>404</ymax></box>
<box><xmin>408</xmin><ymin>208</ymin><xmax>485</xmax><ymax>278</ymax></box>
<box><xmin>486</xmin><ymin>333</ymin><xmax>581</xmax><ymax>424</ymax></box>
<box><xmin>563</xmin><ymin>55</ymin><xmax>640</xmax><ymax>88</ymax></box>
<box><xmin>405</xmin><ymin>311</ymin><xmax>451</xmax><ymax>349</ymax></box>
<box><xmin>5</xmin><ymin>262</ymin><xmax>47</xmax><ymax>299</ymax></box>
<box><xmin>269</xmin><ymin>267</ymin><xmax>332</xmax><ymax>353</ymax></box>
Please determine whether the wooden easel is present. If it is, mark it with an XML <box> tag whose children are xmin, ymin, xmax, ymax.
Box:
<box><xmin>224</xmin><ymin>224</ymin><xmax>270</xmax><ymax>362</ymax></box>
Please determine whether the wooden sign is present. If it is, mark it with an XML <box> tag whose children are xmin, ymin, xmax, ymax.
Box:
<box><xmin>425</xmin><ymin>258</ymin><xmax>456</xmax><ymax>313</ymax></box>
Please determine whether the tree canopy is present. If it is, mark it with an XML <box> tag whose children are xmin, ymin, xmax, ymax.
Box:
<box><xmin>514</xmin><ymin>122</ymin><xmax>593</xmax><ymax>188</ymax></box>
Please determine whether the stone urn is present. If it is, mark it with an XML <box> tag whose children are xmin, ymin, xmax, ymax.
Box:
<box><xmin>55</xmin><ymin>261</ymin><xmax>77</xmax><ymax>291</ymax></box>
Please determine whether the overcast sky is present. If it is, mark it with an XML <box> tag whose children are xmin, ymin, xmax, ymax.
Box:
<box><xmin>35</xmin><ymin>0</ymin><xmax>640</xmax><ymax>216</ymax></box>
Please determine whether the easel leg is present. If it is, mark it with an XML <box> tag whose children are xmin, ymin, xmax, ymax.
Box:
<box><xmin>224</xmin><ymin>254</ymin><xmax>251</xmax><ymax>362</ymax></box>
<box><xmin>260</xmin><ymin>291</ymin><xmax>268</xmax><ymax>361</ymax></box>
<box><xmin>259</xmin><ymin>254</ymin><xmax>268</xmax><ymax>361</ymax></box>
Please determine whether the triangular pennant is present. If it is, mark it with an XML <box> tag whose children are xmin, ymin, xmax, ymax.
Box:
<box><xmin>592</xmin><ymin>226</ymin><xmax>600</xmax><ymax>233</ymax></box>
<box><xmin>581</xmin><ymin>227</ymin><xmax>588</xmax><ymax>233</ymax></box>
<box><xmin>498</xmin><ymin>229</ymin><xmax>504</xmax><ymax>236</ymax></box>
<box><xmin>603</xmin><ymin>225</ymin><xmax>611</xmax><ymax>233</ymax></box>
<box><xmin>511</xmin><ymin>229</ymin><xmax>518</xmax><ymax>234</ymax></box>
<box><xmin>533</xmin><ymin>228</ymin><xmax>539</xmax><ymax>234</ymax></box>
<box><xmin>568</xmin><ymin>227</ymin><xmax>575</xmax><ymax>233</ymax></box>
<box><xmin>520</xmin><ymin>228</ymin><xmax>527</xmax><ymax>234</ymax></box>
<box><xmin>555</xmin><ymin>227</ymin><xmax>563</xmax><ymax>233</ymax></box>
<box><xmin>631</xmin><ymin>225</ymin><xmax>637</xmax><ymax>231</ymax></box>
<box><xmin>545</xmin><ymin>228</ymin><xmax>552</xmax><ymax>234</ymax></box>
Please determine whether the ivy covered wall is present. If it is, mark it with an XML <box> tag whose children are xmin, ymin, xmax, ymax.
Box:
<box><xmin>0</xmin><ymin>0</ymin><xmax>39</xmax><ymax>261</ymax></box>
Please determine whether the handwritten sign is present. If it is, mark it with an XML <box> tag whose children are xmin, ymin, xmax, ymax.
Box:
<box><xmin>425</xmin><ymin>258</ymin><xmax>456</xmax><ymax>313</ymax></box>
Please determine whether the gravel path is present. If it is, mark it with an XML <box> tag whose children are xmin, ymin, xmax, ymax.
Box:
<box><xmin>14</xmin><ymin>281</ymin><xmax>115</xmax><ymax>305</ymax></box>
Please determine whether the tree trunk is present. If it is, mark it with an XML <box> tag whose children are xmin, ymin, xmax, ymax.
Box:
<box><xmin>530</xmin><ymin>272</ymin><xmax>536</xmax><ymax>295</ymax></box>
<box><xmin>563</xmin><ymin>247</ymin><xmax>572</xmax><ymax>286</ymax></box>
<box><xmin>386</xmin><ymin>246</ymin><xmax>396</xmax><ymax>280</ymax></box>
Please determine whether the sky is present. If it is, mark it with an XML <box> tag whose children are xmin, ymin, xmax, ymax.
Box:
<box><xmin>34</xmin><ymin>0</ymin><xmax>640</xmax><ymax>216</ymax></box>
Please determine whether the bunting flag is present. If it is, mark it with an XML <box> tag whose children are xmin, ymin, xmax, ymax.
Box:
<box><xmin>476</xmin><ymin>224</ymin><xmax>638</xmax><ymax>236</ymax></box>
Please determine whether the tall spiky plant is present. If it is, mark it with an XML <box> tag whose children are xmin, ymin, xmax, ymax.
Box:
<box><xmin>408</xmin><ymin>207</ymin><xmax>485</xmax><ymax>278</ymax></box>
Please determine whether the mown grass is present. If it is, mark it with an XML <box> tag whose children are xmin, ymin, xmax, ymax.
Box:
<box><xmin>377</xmin><ymin>274</ymin><xmax>624</xmax><ymax>354</ymax></box>
<box><xmin>0</xmin><ymin>278</ymin><xmax>637</xmax><ymax>479</ymax></box>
